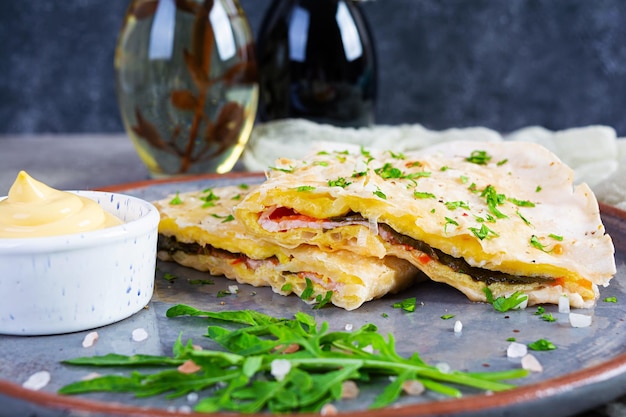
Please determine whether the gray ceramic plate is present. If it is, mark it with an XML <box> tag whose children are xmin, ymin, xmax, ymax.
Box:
<box><xmin>1</xmin><ymin>173</ymin><xmax>626</xmax><ymax>417</ymax></box>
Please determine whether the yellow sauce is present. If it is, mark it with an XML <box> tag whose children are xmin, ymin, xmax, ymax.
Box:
<box><xmin>0</xmin><ymin>171</ymin><xmax>122</xmax><ymax>238</ymax></box>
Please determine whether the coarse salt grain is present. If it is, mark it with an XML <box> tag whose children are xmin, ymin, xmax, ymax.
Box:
<box><xmin>361</xmin><ymin>344</ymin><xmax>374</xmax><ymax>354</ymax></box>
<box><xmin>341</xmin><ymin>380</ymin><xmax>359</xmax><ymax>399</ymax></box>
<box><xmin>521</xmin><ymin>354</ymin><xmax>543</xmax><ymax>373</ymax></box>
<box><xmin>507</xmin><ymin>342</ymin><xmax>528</xmax><ymax>359</ymax></box>
<box><xmin>187</xmin><ymin>392</ymin><xmax>199</xmax><ymax>403</ymax></box>
<box><xmin>569</xmin><ymin>312</ymin><xmax>592</xmax><ymax>328</ymax></box>
<box><xmin>344</xmin><ymin>323</ymin><xmax>353</xmax><ymax>331</ymax></box>
<box><xmin>81</xmin><ymin>331</ymin><xmax>99</xmax><ymax>348</ymax></box>
<box><xmin>320</xmin><ymin>403</ymin><xmax>338</xmax><ymax>416</ymax></box>
<box><xmin>402</xmin><ymin>380</ymin><xmax>425</xmax><ymax>396</ymax></box>
<box><xmin>228</xmin><ymin>285</ymin><xmax>239</xmax><ymax>294</ymax></box>
<box><xmin>22</xmin><ymin>371</ymin><xmax>51</xmax><ymax>391</ymax></box>
<box><xmin>132</xmin><ymin>327</ymin><xmax>149</xmax><ymax>342</ymax></box>
<box><xmin>178</xmin><ymin>360</ymin><xmax>202</xmax><ymax>374</ymax></box>
<box><xmin>454</xmin><ymin>320</ymin><xmax>463</xmax><ymax>333</ymax></box>
<box><xmin>558</xmin><ymin>294</ymin><xmax>570</xmax><ymax>314</ymax></box>
<box><xmin>270</xmin><ymin>359</ymin><xmax>291</xmax><ymax>381</ymax></box>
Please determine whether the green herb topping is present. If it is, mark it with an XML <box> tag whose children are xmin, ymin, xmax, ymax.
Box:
<box><xmin>58</xmin><ymin>305</ymin><xmax>529</xmax><ymax>412</ymax></box>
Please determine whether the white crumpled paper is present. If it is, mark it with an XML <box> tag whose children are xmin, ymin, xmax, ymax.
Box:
<box><xmin>243</xmin><ymin>119</ymin><xmax>626</xmax><ymax>210</ymax></box>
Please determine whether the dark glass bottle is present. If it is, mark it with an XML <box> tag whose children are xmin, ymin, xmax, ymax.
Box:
<box><xmin>256</xmin><ymin>0</ymin><xmax>377</xmax><ymax>127</ymax></box>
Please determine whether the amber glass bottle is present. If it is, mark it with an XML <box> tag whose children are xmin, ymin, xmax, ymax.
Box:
<box><xmin>256</xmin><ymin>0</ymin><xmax>377</xmax><ymax>127</ymax></box>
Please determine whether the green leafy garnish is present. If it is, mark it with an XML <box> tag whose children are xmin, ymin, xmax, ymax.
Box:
<box><xmin>481</xmin><ymin>185</ymin><xmax>508</xmax><ymax>219</ymax></box>
<box><xmin>300</xmin><ymin>278</ymin><xmax>315</xmax><ymax>300</ymax></box>
<box><xmin>445</xmin><ymin>201</ymin><xmax>470</xmax><ymax>210</ymax></box>
<box><xmin>497</xmin><ymin>159</ymin><xmax>508</xmax><ymax>166</ymax></box>
<box><xmin>466</xmin><ymin>150</ymin><xmax>492</xmax><ymax>165</ymax></box>
<box><xmin>603</xmin><ymin>296</ymin><xmax>617</xmax><ymax>303</ymax></box>
<box><xmin>200</xmin><ymin>188</ymin><xmax>220</xmax><ymax>207</ymax></box>
<box><xmin>528</xmin><ymin>339</ymin><xmax>557</xmax><ymax>351</ymax></box>
<box><xmin>440</xmin><ymin>314</ymin><xmax>455</xmax><ymax>320</ymax></box>
<box><xmin>468</xmin><ymin>224</ymin><xmax>499</xmax><ymax>240</ymax></box>
<box><xmin>270</xmin><ymin>166</ymin><xmax>295</xmax><ymax>173</ymax></box>
<box><xmin>58</xmin><ymin>306</ymin><xmax>528</xmax><ymax>412</ymax></box>
<box><xmin>507</xmin><ymin>198</ymin><xmax>535</xmax><ymax>207</ymax></box>
<box><xmin>483</xmin><ymin>288</ymin><xmax>528</xmax><ymax>312</ymax></box>
<box><xmin>413</xmin><ymin>191</ymin><xmax>436</xmax><ymax>199</ymax></box>
<box><xmin>328</xmin><ymin>177</ymin><xmax>351</xmax><ymax>188</ymax></box>
<box><xmin>296</xmin><ymin>185</ymin><xmax>316</xmax><ymax>192</ymax></box>
<box><xmin>444</xmin><ymin>217</ymin><xmax>459</xmax><ymax>233</ymax></box>
<box><xmin>211</xmin><ymin>213</ymin><xmax>235</xmax><ymax>223</ymax></box>
<box><xmin>280</xmin><ymin>283</ymin><xmax>293</xmax><ymax>292</ymax></box>
<box><xmin>238</xmin><ymin>183</ymin><xmax>249</xmax><ymax>190</ymax></box>
<box><xmin>169</xmin><ymin>192</ymin><xmax>183</xmax><ymax>205</ymax></box>
<box><xmin>162</xmin><ymin>272</ymin><xmax>177</xmax><ymax>282</ymax></box>
<box><xmin>393</xmin><ymin>297</ymin><xmax>417</xmax><ymax>312</ymax></box>
<box><xmin>373</xmin><ymin>188</ymin><xmax>387</xmax><ymax>200</ymax></box>
<box><xmin>313</xmin><ymin>291</ymin><xmax>333</xmax><ymax>309</ymax></box>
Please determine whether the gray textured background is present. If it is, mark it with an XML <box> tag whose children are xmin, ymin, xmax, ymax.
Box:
<box><xmin>1</xmin><ymin>1</ymin><xmax>626</xmax><ymax>135</ymax></box>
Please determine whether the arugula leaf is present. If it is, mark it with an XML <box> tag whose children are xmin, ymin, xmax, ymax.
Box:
<box><xmin>59</xmin><ymin>306</ymin><xmax>529</xmax><ymax>413</ymax></box>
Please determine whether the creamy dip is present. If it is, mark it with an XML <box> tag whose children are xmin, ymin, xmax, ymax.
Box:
<box><xmin>0</xmin><ymin>171</ymin><xmax>122</xmax><ymax>238</ymax></box>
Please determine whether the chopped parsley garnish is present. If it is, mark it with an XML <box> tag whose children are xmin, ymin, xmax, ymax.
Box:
<box><xmin>548</xmin><ymin>233</ymin><xmax>563</xmax><ymax>241</ymax></box>
<box><xmin>603</xmin><ymin>296</ymin><xmax>617</xmax><ymax>303</ymax></box>
<box><xmin>328</xmin><ymin>177</ymin><xmax>351</xmax><ymax>188</ymax></box>
<box><xmin>169</xmin><ymin>192</ymin><xmax>183</xmax><ymax>205</ymax></box>
<box><xmin>460</xmin><ymin>175</ymin><xmax>469</xmax><ymax>184</ymax></box>
<box><xmin>535</xmin><ymin>185</ymin><xmax>542</xmax><ymax>192</ymax></box>
<box><xmin>440</xmin><ymin>314</ymin><xmax>455</xmax><ymax>320</ymax></box>
<box><xmin>469</xmin><ymin>224</ymin><xmax>499</xmax><ymax>240</ymax></box>
<box><xmin>313</xmin><ymin>161</ymin><xmax>329</xmax><ymax>167</ymax></box>
<box><xmin>483</xmin><ymin>288</ymin><xmax>528</xmax><ymax>312</ymax></box>
<box><xmin>216</xmin><ymin>289</ymin><xmax>233</xmax><ymax>298</ymax></box>
<box><xmin>530</xmin><ymin>235</ymin><xmax>561</xmax><ymax>252</ymax></box>
<box><xmin>313</xmin><ymin>291</ymin><xmax>333</xmax><ymax>309</ymax></box>
<box><xmin>238</xmin><ymin>183</ymin><xmax>249</xmax><ymax>189</ymax></box>
<box><xmin>200</xmin><ymin>189</ymin><xmax>220</xmax><ymax>207</ymax></box>
<box><xmin>269</xmin><ymin>166</ymin><xmax>295</xmax><ymax>173</ymax></box>
<box><xmin>445</xmin><ymin>200</ymin><xmax>470</xmax><ymax>210</ymax></box>
<box><xmin>481</xmin><ymin>185</ymin><xmax>508</xmax><ymax>219</ymax></box>
<box><xmin>388</xmin><ymin>150</ymin><xmax>406</xmax><ymax>160</ymax></box>
<box><xmin>528</xmin><ymin>339</ymin><xmax>557</xmax><ymax>351</ymax></box>
<box><xmin>300</xmin><ymin>278</ymin><xmax>315</xmax><ymax>300</ymax></box>
<box><xmin>211</xmin><ymin>213</ymin><xmax>235</xmax><ymax>223</ymax></box>
<box><xmin>497</xmin><ymin>159</ymin><xmax>508</xmax><ymax>166</ymax></box>
<box><xmin>516</xmin><ymin>210</ymin><xmax>531</xmax><ymax>226</ymax></box>
<box><xmin>508</xmin><ymin>198</ymin><xmax>535</xmax><ymax>207</ymax></box>
<box><xmin>373</xmin><ymin>188</ymin><xmax>387</xmax><ymax>200</ymax></box>
<box><xmin>444</xmin><ymin>217</ymin><xmax>459</xmax><ymax>233</ymax></box>
<box><xmin>281</xmin><ymin>283</ymin><xmax>293</xmax><ymax>292</ymax></box>
<box><xmin>414</xmin><ymin>191</ymin><xmax>436</xmax><ymax>199</ymax></box>
<box><xmin>162</xmin><ymin>272</ymin><xmax>177</xmax><ymax>282</ymax></box>
<box><xmin>296</xmin><ymin>185</ymin><xmax>316</xmax><ymax>192</ymax></box>
<box><xmin>393</xmin><ymin>297</ymin><xmax>417</xmax><ymax>312</ymax></box>
<box><xmin>466</xmin><ymin>150</ymin><xmax>492</xmax><ymax>165</ymax></box>
<box><xmin>231</xmin><ymin>194</ymin><xmax>241</xmax><ymax>200</ymax></box>
<box><xmin>374</xmin><ymin>163</ymin><xmax>403</xmax><ymax>179</ymax></box>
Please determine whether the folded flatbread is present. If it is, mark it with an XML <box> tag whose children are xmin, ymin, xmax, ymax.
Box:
<box><xmin>235</xmin><ymin>141</ymin><xmax>616</xmax><ymax>308</ymax></box>
<box><xmin>153</xmin><ymin>185</ymin><xmax>418</xmax><ymax>310</ymax></box>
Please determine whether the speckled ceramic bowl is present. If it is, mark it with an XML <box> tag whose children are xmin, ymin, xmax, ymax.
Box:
<box><xmin>0</xmin><ymin>191</ymin><xmax>159</xmax><ymax>336</ymax></box>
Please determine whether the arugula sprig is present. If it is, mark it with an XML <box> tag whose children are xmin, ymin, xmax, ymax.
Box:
<box><xmin>59</xmin><ymin>305</ymin><xmax>527</xmax><ymax>413</ymax></box>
